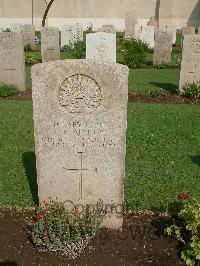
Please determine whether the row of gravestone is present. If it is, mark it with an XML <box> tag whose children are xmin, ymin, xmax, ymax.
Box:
<box><xmin>0</xmin><ymin>25</ymin><xmax>199</xmax><ymax>93</ymax></box>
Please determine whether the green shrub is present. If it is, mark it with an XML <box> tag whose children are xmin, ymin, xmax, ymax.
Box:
<box><xmin>0</xmin><ymin>83</ymin><xmax>17</xmax><ymax>97</ymax></box>
<box><xmin>71</xmin><ymin>40</ymin><xmax>86</xmax><ymax>59</ymax></box>
<box><xmin>4</xmin><ymin>28</ymin><xmax>11</xmax><ymax>32</ymax></box>
<box><xmin>148</xmin><ymin>89</ymin><xmax>165</xmax><ymax>97</ymax></box>
<box><xmin>24</xmin><ymin>44</ymin><xmax>33</xmax><ymax>52</ymax></box>
<box><xmin>25</xmin><ymin>52</ymin><xmax>37</xmax><ymax>65</ymax></box>
<box><xmin>61</xmin><ymin>44</ymin><xmax>73</xmax><ymax>53</ymax></box>
<box><xmin>154</xmin><ymin>63</ymin><xmax>170</xmax><ymax>69</ymax></box>
<box><xmin>85</xmin><ymin>24</ymin><xmax>94</xmax><ymax>34</ymax></box>
<box><xmin>165</xmin><ymin>197</ymin><xmax>200</xmax><ymax>266</ymax></box>
<box><xmin>121</xmin><ymin>38</ymin><xmax>150</xmax><ymax>68</ymax></box>
<box><xmin>183</xmin><ymin>82</ymin><xmax>200</xmax><ymax>99</ymax></box>
<box><xmin>27</xmin><ymin>200</ymin><xmax>103</xmax><ymax>257</ymax></box>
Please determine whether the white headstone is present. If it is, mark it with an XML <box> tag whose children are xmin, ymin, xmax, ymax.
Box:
<box><xmin>41</xmin><ymin>26</ymin><xmax>60</xmax><ymax>62</ymax></box>
<box><xmin>0</xmin><ymin>32</ymin><xmax>26</xmax><ymax>91</ymax></box>
<box><xmin>32</xmin><ymin>59</ymin><xmax>129</xmax><ymax>230</ymax></box>
<box><xmin>166</xmin><ymin>26</ymin><xmax>176</xmax><ymax>44</ymax></box>
<box><xmin>135</xmin><ymin>24</ymin><xmax>143</xmax><ymax>39</ymax></box>
<box><xmin>153</xmin><ymin>31</ymin><xmax>173</xmax><ymax>66</ymax></box>
<box><xmin>86</xmin><ymin>32</ymin><xmax>116</xmax><ymax>62</ymax></box>
<box><xmin>22</xmin><ymin>24</ymin><xmax>35</xmax><ymax>50</ymax></box>
<box><xmin>141</xmin><ymin>25</ymin><xmax>155</xmax><ymax>48</ymax></box>
<box><xmin>10</xmin><ymin>23</ymin><xmax>21</xmax><ymax>33</ymax></box>
<box><xmin>125</xmin><ymin>10</ymin><xmax>138</xmax><ymax>38</ymax></box>
<box><xmin>61</xmin><ymin>23</ymin><xmax>83</xmax><ymax>48</ymax></box>
<box><xmin>179</xmin><ymin>35</ymin><xmax>200</xmax><ymax>93</ymax></box>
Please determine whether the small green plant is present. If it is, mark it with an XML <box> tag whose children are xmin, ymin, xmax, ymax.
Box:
<box><xmin>183</xmin><ymin>82</ymin><xmax>200</xmax><ymax>99</ymax></box>
<box><xmin>85</xmin><ymin>24</ymin><xmax>94</xmax><ymax>34</ymax></box>
<box><xmin>60</xmin><ymin>44</ymin><xmax>73</xmax><ymax>53</ymax></box>
<box><xmin>165</xmin><ymin>194</ymin><xmax>200</xmax><ymax>266</ymax></box>
<box><xmin>0</xmin><ymin>83</ymin><xmax>17</xmax><ymax>97</ymax></box>
<box><xmin>154</xmin><ymin>63</ymin><xmax>170</xmax><ymax>69</ymax></box>
<box><xmin>174</xmin><ymin>55</ymin><xmax>181</xmax><ymax>67</ymax></box>
<box><xmin>24</xmin><ymin>44</ymin><xmax>33</xmax><ymax>52</ymax></box>
<box><xmin>4</xmin><ymin>28</ymin><xmax>11</xmax><ymax>32</ymax></box>
<box><xmin>121</xmin><ymin>37</ymin><xmax>150</xmax><ymax>68</ymax></box>
<box><xmin>148</xmin><ymin>89</ymin><xmax>165</xmax><ymax>97</ymax></box>
<box><xmin>71</xmin><ymin>40</ymin><xmax>86</xmax><ymax>59</ymax></box>
<box><xmin>27</xmin><ymin>200</ymin><xmax>103</xmax><ymax>257</ymax></box>
<box><xmin>25</xmin><ymin>52</ymin><xmax>37</xmax><ymax>65</ymax></box>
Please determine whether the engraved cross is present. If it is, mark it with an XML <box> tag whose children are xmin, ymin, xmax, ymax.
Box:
<box><xmin>63</xmin><ymin>152</ymin><xmax>97</xmax><ymax>200</ymax></box>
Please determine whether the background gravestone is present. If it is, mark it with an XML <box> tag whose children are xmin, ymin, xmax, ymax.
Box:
<box><xmin>61</xmin><ymin>23</ymin><xmax>83</xmax><ymax>48</ymax></box>
<box><xmin>41</xmin><ymin>26</ymin><xmax>60</xmax><ymax>62</ymax></box>
<box><xmin>179</xmin><ymin>35</ymin><xmax>200</xmax><ymax>93</ymax></box>
<box><xmin>182</xmin><ymin>27</ymin><xmax>195</xmax><ymax>37</ymax></box>
<box><xmin>32</xmin><ymin>59</ymin><xmax>129</xmax><ymax>230</ymax></box>
<box><xmin>0</xmin><ymin>32</ymin><xmax>26</xmax><ymax>91</ymax></box>
<box><xmin>86</xmin><ymin>32</ymin><xmax>116</xmax><ymax>62</ymax></box>
<box><xmin>166</xmin><ymin>25</ymin><xmax>176</xmax><ymax>44</ymax></box>
<box><xmin>141</xmin><ymin>25</ymin><xmax>155</xmax><ymax>48</ymax></box>
<box><xmin>135</xmin><ymin>24</ymin><xmax>143</xmax><ymax>39</ymax></box>
<box><xmin>0</xmin><ymin>27</ymin><xmax>3</xmax><ymax>32</ymax></box>
<box><xmin>22</xmin><ymin>24</ymin><xmax>35</xmax><ymax>50</ymax></box>
<box><xmin>61</xmin><ymin>24</ymin><xmax>74</xmax><ymax>48</ymax></box>
<box><xmin>10</xmin><ymin>23</ymin><xmax>21</xmax><ymax>33</ymax></box>
<box><xmin>153</xmin><ymin>31</ymin><xmax>173</xmax><ymax>66</ymax></box>
<box><xmin>74</xmin><ymin>23</ymin><xmax>83</xmax><ymax>42</ymax></box>
<box><xmin>125</xmin><ymin>10</ymin><xmax>138</xmax><ymax>38</ymax></box>
<box><xmin>99</xmin><ymin>24</ymin><xmax>116</xmax><ymax>33</ymax></box>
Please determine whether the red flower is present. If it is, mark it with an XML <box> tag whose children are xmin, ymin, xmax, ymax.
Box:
<box><xmin>34</xmin><ymin>212</ymin><xmax>41</xmax><ymax>221</ymax></box>
<box><xmin>176</xmin><ymin>193</ymin><xmax>191</xmax><ymax>200</ymax></box>
<box><xmin>43</xmin><ymin>231</ymin><xmax>49</xmax><ymax>238</ymax></box>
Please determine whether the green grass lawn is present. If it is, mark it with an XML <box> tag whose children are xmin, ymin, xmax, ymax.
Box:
<box><xmin>1</xmin><ymin>101</ymin><xmax>200</xmax><ymax>211</ymax></box>
<box><xmin>129</xmin><ymin>69</ymin><xmax>180</xmax><ymax>94</ymax></box>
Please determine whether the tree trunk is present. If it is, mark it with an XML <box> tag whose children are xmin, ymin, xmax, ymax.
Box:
<box><xmin>42</xmin><ymin>0</ymin><xmax>55</xmax><ymax>27</ymax></box>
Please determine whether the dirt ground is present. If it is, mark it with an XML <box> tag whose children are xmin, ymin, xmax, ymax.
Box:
<box><xmin>1</xmin><ymin>91</ymin><xmax>199</xmax><ymax>105</ymax></box>
<box><xmin>0</xmin><ymin>208</ymin><xmax>185</xmax><ymax>266</ymax></box>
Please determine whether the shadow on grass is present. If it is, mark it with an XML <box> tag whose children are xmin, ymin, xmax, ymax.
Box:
<box><xmin>190</xmin><ymin>155</ymin><xmax>200</xmax><ymax>167</ymax></box>
<box><xmin>0</xmin><ymin>262</ymin><xmax>18</xmax><ymax>266</ymax></box>
<box><xmin>150</xmin><ymin>82</ymin><xmax>178</xmax><ymax>94</ymax></box>
<box><xmin>22</xmin><ymin>152</ymin><xmax>38</xmax><ymax>204</ymax></box>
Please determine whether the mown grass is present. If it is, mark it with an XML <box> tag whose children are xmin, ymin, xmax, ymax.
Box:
<box><xmin>129</xmin><ymin>68</ymin><xmax>180</xmax><ymax>94</ymax></box>
<box><xmin>1</xmin><ymin>101</ymin><xmax>200</xmax><ymax>211</ymax></box>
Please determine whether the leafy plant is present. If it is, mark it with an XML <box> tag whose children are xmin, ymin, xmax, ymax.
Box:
<box><xmin>24</xmin><ymin>44</ymin><xmax>33</xmax><ymax>52</ymax></box>
<box><xmin>183</xmin><ymin>82</ymin><xmax>200</xmax><ymax>99</ymax></box>
<box><xmin>148</xmin><ymin>89</ymin><xmax>165</xmax><ymax>97</ymax></box>
<box><xmin>4</xmin><ymin>28</ymin><xmax>11</xmax><ymax>32</ymax></box>
<box><xmin>85</xmin><ymin>24</ymin><xmax>94</xmax><ymax>34</ymax></box>
<box><xmin>0</xmin><ymin>83</ymin><xmax>17</xmax><ymax>97</ymax></box>
<box><xmin>165</xmin><ymin>195</ymin><xmax>200</xmax><ymax>266</ymax></box>
<box><xmin>121</xmin><ymin>37</ymin><xmax>150</xmax><ymax>68</ymax></box>
<box><xmin>154</xmin><ymin>63</ymin><xmax>170</xmax><ymax>69</ymax></box>
<box><xmin>27</xmin><ymin>200</ymin><xmax>103</xmax><ymax>257</ymax></box>
<box><xmin>25</xmin><ymin>52</ymin><xmax>37</xmax><ymax>65</ymax></box>
<box><xmin>71</xmin><ymin>40</ymin><xmax>86</xmax><ymax>59</ymax></box>
<box><xmin>61</xmin><ymin>44</ymin><xmax>73</xmax><ymax>53</ymax></box>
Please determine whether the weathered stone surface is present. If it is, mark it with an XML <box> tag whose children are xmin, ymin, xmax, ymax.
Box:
<box><xmin>61</xmin><ymin>23</ymin><xmax>83</xmax><ymax>48</ymax></box>
<box><xmin>32</xmin><ymin>59</ymin><xmax>128</xmax><ymax>229</ymax></box>
<box><xmin>86</xmin><ymin>32</ymin><xmax>116</xmax><ymax>62</ymax></box>
<box><xmin>99</xmin><ymin>24</ymin><xmax>116</xmax><ymax>33</ymax></box>
<box><xmin>153</xmin><ymin>31</ymin><xmax>173</xmax><ymax>66</ymax></box>
<box><xmin>135</xmin><ymin>24</ymin><xmax>143</xmax><ymax>39</ymax></box>
<box><xmin>0</xmin><ymin>27</ymin><xmax>3</xmax><ymax>32</ymax></box>
<box><xmin>147</xmin><ymin>16</ymin><xmax>158</xmax><ymax>29</ymax></box>
<box><xmin>0</xmin><ymin>32</ymin><xmax>26</xmax><ymax>91</ymax></box>
<box><xmin>22</xmin><ymin>24</ymin><xmax>35</xmax><ymax>50</ymax></box>
<box><xmin>182</xmin><ymin>27</ymin><xmax>195</xmax><ymax>37</ymax></box>
<box><xmin>166</xmin><ymin>26</ymin><xmax>176</xmax><ymax>44</ymax></box>
<box><xmin>125</xmin><ymin>10</ymin><xmax>138</xmax><ymax>38</ymax></box>
<box><xmin>179</xmin><ymin>35</ymin><xmax>200</xmax><ymax>93</ymax></box>
<box><xmin>10</xmin><ymin>23</ymin><xmax>21</xmax><ymax>33</ymax></box>
<box><xmin>141</xmin><ymin>25</ymin><xmax>155</xmax><ymax>48</ymax></box>
<box><xmin>41</xmin><ymin>26</ymin><xmax>60</xmax><ymax>63</ymax></box>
